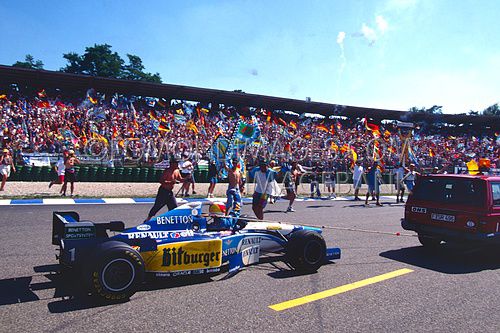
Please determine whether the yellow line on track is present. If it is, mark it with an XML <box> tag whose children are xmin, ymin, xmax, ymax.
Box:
<box><xmin>269</xmin><ymin>268</ymin><xmax>414</xmax><ymax>311</ymax></box>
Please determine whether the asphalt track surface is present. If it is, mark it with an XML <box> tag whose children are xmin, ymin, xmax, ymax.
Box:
<box><xmin>1</xmin><ymin>199</ymin><xmax>499</xmax><ymax>333</ymax></box>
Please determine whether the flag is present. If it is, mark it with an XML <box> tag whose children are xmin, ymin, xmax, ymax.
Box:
<box><xmin>316</xmin><ymin>124</ymin><xmax>329</xmax><ymax>132</ymax></box>
<box><xmin>388</xmin><ymin>146</ymin><xmax>396</xmax><ymax>154</ymax></box>
<box><xmin>364</xmin><ymin>119</ymin><xmax>381</xmax><ymax>138</ymax></box>
<box><xmin>303</xmin><ymin>133</ymin><xmax>312</xmax><ymax>140</ymax></box>
<box><xmin>158</xmin><ymin>123</ymin><xmax>171</xmax><ymax>132</ymax></box>
<box><xmin>274</xmin><ymin>116</ymin><xmax>287</xmax><ymax>127</ymax></box>
<box><xmin>336</xmin><ymin>122</ymin><xmax>342</xmax><ymax>130</ymax></box>
<box><xmin>329</xmin><ymin>124</ymin><xmax>335</xmax><ymax>135</ymax></box>
<box><xmin>384</xmin><ymin>130</ymin><xmax>391</xmax><ymax>138</ymax></box>
<box><xmin>88</xmin><ymin>96</ymin><xmax>98</xmax><ymax>105</ymax></box>
<box><xmin>340</xmin><ymin>144</ymin><xmax>349</xmax><ymax>153</ymax></box>
<box><xmin>147</xmin><ymin>99</ymin><xmax>156</xmax><ymax>108</ymax></box>
<box><xmin>111</xmin><ymin>95</ymin><xmax>118</xmax><ymax>108</ymax></box>
<box><xmin>37</xmin><ymin>101</ymin><xmax>50</xmax><ymax>108</ymax></box>
<box><xmin>186</xmin><ymin>120</ymin><xmax>199</xmax><ymax>134</ymax></box>
<box><xmin>112</xmin><ymin>126</ymin><xmax>119</xmax><ymax>139</ymax></box>
<box><xmin>350</xmin><ymin>147</ymin><xmax>358</xmax><ymax>167</ymax></box>
<box><xmin>175</xmin><ymin>108</ymin><xmax>184</xmax><ymax>115</ymax></box>
<box><xmin>429</xmin><ymin>148</ymin><xmax>435</xmax><ymax>157</ymax></box>
<box><xmin>466</xmin><ymin>160</ymin><xmax>479</xmax><ymax>175</ymax></box>
<box><xmin>157</xmin><ymin>98</ymin><xmax>167</xmax><ymax>108</ymax></box>
<box><xmin>174</xmin><ymin>114</ymin><xmax>187</xmax><ymax>124</ymax></box>
<box><xmin>284</xmin><ymin>143</ymin><xmax>291</xmax><ymax>152</ymax></box>
<box><xmin>0</xmin><ymin>94</ymin><xmax>7</xmax><ymax>100</ymax></box>
<box><xmin>37</xmin><ymin>89</ymin><xmax>47</xmax><ymax>98</ymax></box>
<box><xmin>149</xmin><ymin>110</ymin><xmax>158</xmax><ymax>121</ymax></box>
<box><xmin>289</xmin><ymin>121</ymin><xmax>298</xmax><ymax>130</ymax></box>
<box><xmin>330</xmin><ymin>142</ymin><xmax>338</xmax><ymax>151</ymax></box>
<box><xmin>479</xmin><ymin>158</ymin><xmax>491</xmax><ymax>169</ymax></box>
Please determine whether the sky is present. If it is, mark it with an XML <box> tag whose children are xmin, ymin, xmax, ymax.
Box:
<box><xmin>0</xmin><ymin>0</ymin><xmax>499</xmax><ymax>114</ymax></box>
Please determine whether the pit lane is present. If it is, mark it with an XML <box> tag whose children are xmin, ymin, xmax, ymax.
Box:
<box><xmin>1</xmin><ymin>200</ymin><xmax>499</xmax><ymax>332</ymax></box>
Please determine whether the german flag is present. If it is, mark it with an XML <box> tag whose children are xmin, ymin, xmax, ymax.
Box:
<box><xmin>303</xmin><ymin>133</ymin><xmax>312</xmax><ymax>140</ymax></box>
<box><xmin>289</xmin><ymin>121</ymin><xmax>298</xmax><ymax>130</ymax></box>
<box><xmin>364</xmin><ymin>118</ymin><xmax>380</xmax><ymax>132</ymax></box>
<box><xmin>316</xmin><ymin>124</ymin><xmax>329</xmax><ymax>132</ymax></box>
<box><xmin>149</xmin><ymin>111</ymin><xmax>158</xmax><ymax>121</ymax></box>
<box><xmin>158</xmin><ymin>123</ymin><xmax>171</xmax><ymax>132</ymax></box>
<box><xmin>112</xmin><ymin>126</ymin><xmax>119</xmax><ymax>139</ymax></box>
<box><xmin>0</xmin><ymin>94</ymin><xmax>8</xmax><ymax>100</ymax></box>
<box><xmin>176</xmin><ymin>108</ymin><xmax>184</xmax><ymax>115</ymax></box>
<box><xmin>157</xmin><ymin>98</ymin><xmax>167</xmax><ymax>108</ymax></box>
<box><xmin>330</xmin><ymin>142</ymin><xmax>338</xmax><ymax>151</ymax></box>
<box><xmin>340</xmin><ymin>144</ymin><xmax>349</xmax><ymax>153</ymax></box>
<box><xmin>329</xmin><ymin>124</ymin><xmax>336</xmax><ymax>135</ymax></box>
<box><xmin>384</xmin><ymin>130</ymin><xmax>391</xmax><ymax>138</ymax></box>
<box><xmin>274</xmin><ymin>117</ymin><xmax>287</xmax><ymax>127</ymax></box>
<box><xmin>88</xmin><ymin>96</ymin><xmax>98</xmax><ymax>105</ymax></box>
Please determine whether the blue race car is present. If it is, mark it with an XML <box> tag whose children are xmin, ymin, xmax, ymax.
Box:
<box><xmin>52</xmin><ymin>202</ymin><xmax>341</xmax><ymax>301</ymax></box>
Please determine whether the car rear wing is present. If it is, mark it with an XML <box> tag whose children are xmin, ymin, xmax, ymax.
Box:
<box><xmin>52</xmin><ymin>211</ymin><xmax>125</xmax><ymax>245</ymax></box>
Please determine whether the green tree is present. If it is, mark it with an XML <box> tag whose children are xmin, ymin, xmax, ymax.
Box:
<box><xmin>408</xmin><ymin>105</ymin><xmax>443</xmax><ymax>114</ymax></box>
<box><xmin>12</xmin><ymin>54</ymin><xmax>44</xmax><ymax>70</ymax></box>
<box><xmin>121</xmin><ymin>54</ymin><xmax>162</xmax><ymax>83</ymax></box>
<box><xmin>61</xmin><ymin>44</ymin><xmax>123</xmax><ymax>78</ymax></box>
<box><xmin>61</xmin><ymin>44</ymin><xmax>161</xmax><ymax>83</ymax></box>
<box><xmin>482</xmin><ymin>103</ymin><xmax>500</xmax><ymax>116</ymax></box>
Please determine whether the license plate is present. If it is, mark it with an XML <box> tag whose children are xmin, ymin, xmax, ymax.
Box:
<box><xmin>431</xmin><ymin>213</ymin><xmax>455</xmax><ymax>223</ymax></box>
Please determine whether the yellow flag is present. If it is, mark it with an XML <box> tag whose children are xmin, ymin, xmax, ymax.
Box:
<box><xmin>466</xmin><ymin>160</ymin><xmax>478</xmax><ymax>175</ymax></box>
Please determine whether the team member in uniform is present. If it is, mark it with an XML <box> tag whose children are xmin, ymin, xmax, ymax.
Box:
<box><xmin>0</xmin><ymin>148</ymin><xmax>16</xmax><ymax>191</ymax></box>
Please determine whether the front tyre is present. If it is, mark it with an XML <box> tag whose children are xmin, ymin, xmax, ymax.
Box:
<box><xmin>88</xmin><ymin>242</ymin><xmax>145</xmax><ymax>301</ymax></box>
<box><xmin>286</xmin><ymin>230</ymin><xmax>326</xmax><ymax>273</ymax></box>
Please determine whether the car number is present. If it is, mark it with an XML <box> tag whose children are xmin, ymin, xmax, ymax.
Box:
<box><xmin>431</xmin><ymin>213</ymin><xmax>455</xmax><ymax>222</ymax></box>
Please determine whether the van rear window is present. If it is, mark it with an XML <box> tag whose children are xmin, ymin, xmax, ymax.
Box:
<box><xmin>412</xmin><ymin>178</ymin><xmax>485</xmax><ymax>207</ymax></box>
<box><xmin>492</xmin><ymin>182</ymin><xmax>500</xmax><ymax>206</ymax></box>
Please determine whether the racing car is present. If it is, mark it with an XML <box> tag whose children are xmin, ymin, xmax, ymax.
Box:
<box><xmin>52</xmin><ymin>202</ymin><xmax>341</xmax><ymax>301</ymax></box>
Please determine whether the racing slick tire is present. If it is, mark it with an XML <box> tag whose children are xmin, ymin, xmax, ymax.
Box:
<box><xmin>286</xmin><ymin>230</ymin><xmax>326</xmax><ymax>273</ymax></box>
<box><xmin>418</xmin><ymin>233</ymin><xmax>442</xmax><ymax>249</ymax></box>
<box><xmin>85</xmin><ymin>241</ymin><xmax>145</xmax><ymax>301</ymax></box>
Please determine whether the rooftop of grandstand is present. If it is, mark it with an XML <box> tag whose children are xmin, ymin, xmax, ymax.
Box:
<box><xmin>1</xmin><ymin>65</ymin><xmax>498</xmax><ymax>129</ymax></box>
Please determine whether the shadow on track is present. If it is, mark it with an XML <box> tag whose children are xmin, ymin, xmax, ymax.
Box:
<box><xmin>380</xmin><ymin>245</ymin><xmax>500</xmax><ymax>274</ymax></box>
<box><xmin>1</xmin><ymin>256</ymin><xmax>311</xmax><ymax>312</ymax></box>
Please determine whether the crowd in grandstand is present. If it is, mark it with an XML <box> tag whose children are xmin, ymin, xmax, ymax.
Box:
<box><xmin>0</xmin><ymin>90</ymin><xmax>499</xmax><ymax>175</ymax></box>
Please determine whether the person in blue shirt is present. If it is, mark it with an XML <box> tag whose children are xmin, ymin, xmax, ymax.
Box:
<box><xmin>365</xmin><ymin>161</ymin><xmax>382</xmax><ymax>206</ymax></box>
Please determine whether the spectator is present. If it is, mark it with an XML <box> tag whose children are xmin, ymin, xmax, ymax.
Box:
<box><xmin>0</xmin><ymin>148</ymin><xmax>16</xmax><ymax>191</ymax></box>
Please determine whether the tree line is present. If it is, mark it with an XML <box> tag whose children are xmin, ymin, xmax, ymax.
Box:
<box><xmin>12</xmin><ymin>44</ymin><xmax>161</xmax><ymax>83</ymax></box>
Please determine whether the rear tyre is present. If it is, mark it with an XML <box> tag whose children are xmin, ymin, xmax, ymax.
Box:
<box><xmin>86</xmin><ymin>242</ymin><xmax>145</xmax><ymax>301</ymax></box>
<box><xmin>418</xmin><ymin>233</ymin><xmax>442</xmax><ymax>249</ymax></box>
<box><xmin>286</xmin><ymin>230</ymin><xmax>326</xmax><ymax>273</ymax></box>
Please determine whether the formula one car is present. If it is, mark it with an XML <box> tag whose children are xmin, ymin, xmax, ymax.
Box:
<box><xmin>52</xmin><ymin>202</ymin><xmax>341</xmax><ymax>301</ymax></box>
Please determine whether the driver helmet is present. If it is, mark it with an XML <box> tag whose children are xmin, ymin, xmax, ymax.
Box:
<box><xmin>209</xmin><ymin>202</ymin><xmax>226</xmax><ymax>216</ymax></box>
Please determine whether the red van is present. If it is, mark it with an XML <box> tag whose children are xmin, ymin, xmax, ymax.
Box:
<box><xmin>401</xmin><ymin>174</ymin><xmax>500</xmax><ymax>248</ymax></box>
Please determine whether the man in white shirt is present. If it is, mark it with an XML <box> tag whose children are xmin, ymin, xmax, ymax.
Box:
<box><xmin>250</xmin><ymin>159</ymin><xmax>277</xmax><ymax>220</ymax></box>
<box><xmin>352</xmin><ymin>160</ymin><xmax>364</xmax><ymax>201</ymax></box>
<box><xmin>49</xmin><ymin>150</ymin><xmax>68</xmax><ymax>193</ymax></box>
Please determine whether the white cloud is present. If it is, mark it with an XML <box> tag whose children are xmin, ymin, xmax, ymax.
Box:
<box><xmin>336</xmin><ymin>31</ymin><xmax>346</xmax><ymax>44</ymax></box>
<box><xmin>375</xmin><ymin>15</ymin><xmax>389</xmax><ymax>34</ymax></box>
<box><xmin>361</xmin><ymin>23</ymin><xmax>377</xmax><ymax>45</ymax></box>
